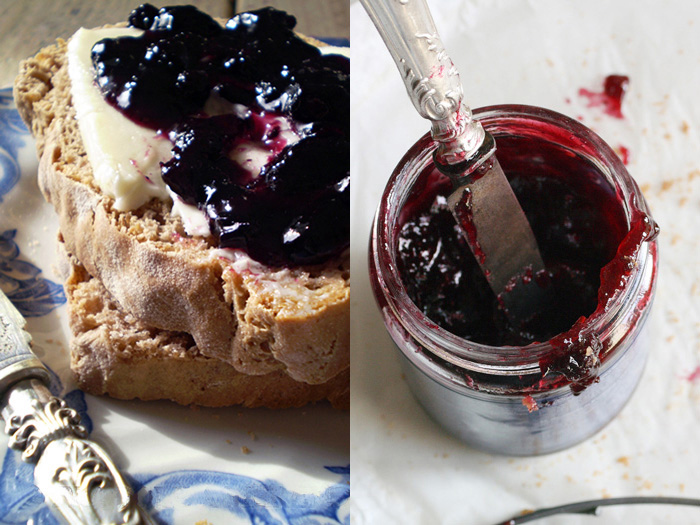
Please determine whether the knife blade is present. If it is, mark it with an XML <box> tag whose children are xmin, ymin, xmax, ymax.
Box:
<box><xmin>441</xmin><ymin>131</ymin><xmax>550</xmax><ymax>328</ymax></box>
<box><xmin>361</xmin><ymin>0</ymin><xmax>550</xmax><ymax>330</ymax></box>
<box><xmin>0</xmin><ymin>289</ymin><xmax>153</xmax><ymax>525</ymax></box>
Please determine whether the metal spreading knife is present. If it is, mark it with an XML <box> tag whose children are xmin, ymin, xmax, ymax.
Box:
<box><xmin>361</xmin><ymin>0</ymin><xmax>548</xmax><ymax>327</ymax></box>
<box><xmin>0</xmin><ymin>289</ymin><xmax>153</xmax><ymax>524</ymax></box>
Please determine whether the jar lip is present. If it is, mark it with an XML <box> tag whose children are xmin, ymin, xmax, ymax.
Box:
<box><xmin>372</xmin><ymin>104</ymin><xmax>657</xmax><ymax>372</ymax></box>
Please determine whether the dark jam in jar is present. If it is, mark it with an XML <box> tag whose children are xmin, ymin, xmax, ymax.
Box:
<box><xmin>371</xmin><ymin>106</ymin><xmax>658</xmax><ymax>453</ymax></box>
<box><xmin>90</xmin><ymin>4</ymin><xmax>349</xmax><ymax>267</ymax></box>
<box><xmin>397</xmin><ymin>134</ymin><xmax>631</xmax><ymax>347</ymax></box>
<box><xmin>396</xmin><ymin>129</ymin><xmax>658</xmax><ymax>393</ymax></box>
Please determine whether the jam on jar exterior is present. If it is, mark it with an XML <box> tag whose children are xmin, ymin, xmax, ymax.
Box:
<box><xmin>369</xmin><ymin>105</ymin><xmax>659</xmax><ymax>456</ymax></box>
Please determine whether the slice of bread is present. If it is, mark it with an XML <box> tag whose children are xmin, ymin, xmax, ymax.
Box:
<box><xmin>14</xmin><ymin>22</ymin><xmax>349</xmax><ymax>406</ymax></box>
<box><xmin>65</xmin><ymin>257</ymin><xmax>349</xmax><ymax>409</ymax></box>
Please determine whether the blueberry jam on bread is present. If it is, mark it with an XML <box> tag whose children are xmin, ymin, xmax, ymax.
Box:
<box><xmin>93</xmin><ymin>5</ymin><xmax>349</xmax><ymax>266</ymax></box>
<box><xmin>14</xmin><ymin>4</ymin><xmax>350</xmax><ymax>408</ymax></box>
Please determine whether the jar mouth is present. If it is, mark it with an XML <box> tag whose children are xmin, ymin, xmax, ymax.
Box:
<box><xmin>371</xmin><ymin>104</ymin><xmax>658</xmax><ymax>377</ymax></box>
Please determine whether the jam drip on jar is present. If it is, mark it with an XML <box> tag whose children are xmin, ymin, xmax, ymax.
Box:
<box><xmin>91</xmin><ymin>4</ymin><xmax>349</xmax><ymax>267</ymax></box>
<box><xmin>397</xmin><ymin>135</ymin><xmax>630</xmax><ymax>348</ymax></box>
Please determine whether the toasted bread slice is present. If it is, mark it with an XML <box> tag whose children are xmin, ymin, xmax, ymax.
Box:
<box><xmin>14</xmin><ymin>27</ymin><xmax>349</xmax><ymax>394</ymax></box>
<box><xmin>65</xmin><ymin>258</ymin><xmax>349</xmax><ymax>409</ymax></box>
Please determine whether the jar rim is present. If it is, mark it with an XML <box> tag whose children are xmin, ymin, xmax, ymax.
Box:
<box><xmin>371</xmin><ymin>104</ymin><xmax>657</xmax><ymax>376</ymax></box>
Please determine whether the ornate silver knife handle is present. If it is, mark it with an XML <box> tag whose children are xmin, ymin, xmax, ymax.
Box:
<box><xmin>359</xmin><ymin>0</ymin><xmax>485</xmax><ymax>164</ymax></box>
<box><xmin>0</xmin><ymin>291</ymin><xmax>152</xmax><ymax>524</ymax></box>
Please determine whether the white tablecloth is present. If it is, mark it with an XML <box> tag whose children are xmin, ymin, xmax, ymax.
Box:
<box><xmin>350</xmin><ymin>1</ymin><xmax>700</xmax><ymax>523</ymax></box>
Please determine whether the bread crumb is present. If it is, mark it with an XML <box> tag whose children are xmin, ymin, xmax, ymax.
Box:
<box><xmin>617</xmin><ymin>456</ymin><xmax>630</xmax><ymax>467</ymax></box>
<box><xmin>241</xmin><ymin>445</ymin><xmax>251</xmax><ymax>455</ymax></box>
<box><xmin>225</xmin><ymin>439</ymin><xmax>232</xmax><ymax>444</ymax></box>
<box><xmin>195</xmin><ymin>521</ymin><xmax>213</xmax><ymax>525</ymax></box>
<box><xmin>522</xmin><ymin>395</ymin><xmax>538</xmax><ymax>412</ymax></box>
<box><xmin>248</xmin><ymin>430</ymin><xmax>258</xmax><ymax>441</ymax></box>
<box><xmin>639</xmin><ymin>480</ymin><xmax>653</xmax><ymax>490</ymax></box>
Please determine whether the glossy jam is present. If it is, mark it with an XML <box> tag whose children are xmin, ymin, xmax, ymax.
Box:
<box><xmin>397</xmin><ymin>135</ymin><xmax>628</xmax><ymax>347</ymax></box>
<box><xmin>369</xmin><ymin>105</ymin><xmax>658</xmax><ymax>454</ymax></box>
<box><xmin>91</xmin><ymin>4</ymin><xmax>349</xmax><ymax>266</ymax></box>
<box><xmin>396</xmin><ymin>128</ymin><xmax>657</xmax><ymax>392</ymax></box>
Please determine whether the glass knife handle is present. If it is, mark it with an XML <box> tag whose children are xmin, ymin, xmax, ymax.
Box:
<box><xmin>359</xmin><ymin>0</ymin><xmax>485</xmax><ymax>163</ymax></box>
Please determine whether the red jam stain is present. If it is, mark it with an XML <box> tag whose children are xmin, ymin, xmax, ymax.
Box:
<box><xmin>617</xmin><ymin>144</ymin><xmax>631</xmax><ymax>165</ymax></box>
<box><xmin>578</xmin><ymin>74</ymin><xmax>629</xmax><ymax>119</ymax></box>
<box><xmin>686</xmin><ymin>366</ymin><xmax>700</xmax><ymax>382</ymax></box>
<box><xmin>522</xmin><ymin>395</ymin><xmax>539</xmax><ymax>412</ymax></box>
<box><xmin>430</xmin><ymin>65</ymin><xmax>446</xmax><ymax>79</ymax></box>
<box><xmin>396</xmin><ymin>130</ymin><xmax>654</xmax><ymax>392</ymax></box>
<box><xmin>450</xmin><ymin>187</ymin><xmax>487</xmax><ymax>266</ymax></box>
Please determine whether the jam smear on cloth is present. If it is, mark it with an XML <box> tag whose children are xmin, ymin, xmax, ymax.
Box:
<box><xmin>397</xmin><ymin>133</ymin><xmax>656</xmax><ymax>391</ymax></box>
<box><xmin>91</xmin><ymin>4</ymin><xmax>349</xmax><ymax>267</ymax></box>
<box><xmin>578</xmin><ymin>74</ymin><xmax>629</xmax><ymax>119</ymax></box>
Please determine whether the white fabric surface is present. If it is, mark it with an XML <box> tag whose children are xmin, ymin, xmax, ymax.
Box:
<box><xmin>350</xmin><ymin>1</ymin><xmax>700</xmax><ymax>523</ymax></box>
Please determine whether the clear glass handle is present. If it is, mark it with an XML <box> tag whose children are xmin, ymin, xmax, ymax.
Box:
<box><xmin>360</xmin><ymin>0</ymin><xmax>485</xmax><ymax>164</ymax></box>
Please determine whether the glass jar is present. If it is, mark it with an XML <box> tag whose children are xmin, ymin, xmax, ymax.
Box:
<box><xmin>369</xmin><ymin>105</ymin><xmax>659</xmax><ymax>456</ymax></box>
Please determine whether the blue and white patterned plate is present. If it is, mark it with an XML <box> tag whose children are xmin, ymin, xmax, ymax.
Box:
<box><xmin>0</xmin><ymin>87</ymin><xmax>349</xmax><ymax>524</ymax></box>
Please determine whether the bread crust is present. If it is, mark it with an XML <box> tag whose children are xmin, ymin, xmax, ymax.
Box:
<box><xmin>67</xmin><ymin>263</ymin><xmax>349</xmax><ymax>409</ymax></box>
<box><xmin>15</xmin><ymin>30</ymin><xmax>349</xmax><ymax>391</ymax></box>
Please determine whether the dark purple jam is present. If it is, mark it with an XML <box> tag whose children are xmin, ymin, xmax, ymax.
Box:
<box><xmin>91</xmin><ymin>4</ymin><xmax>349</xmax><ymax>267</ymax></box>
<box><xmin>397</xmin><ymin>134</ymin><xmax>630</xmax><ymax>348</ymax></box>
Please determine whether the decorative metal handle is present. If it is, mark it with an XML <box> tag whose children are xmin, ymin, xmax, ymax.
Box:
<box><xmin>359</xmin><ymin>0</ymin><xmax>485</xmax><ymax>164</ymax></box>
<box><xmin>2</xmin><ymin>379</ymin><xmax>153</xmax><ymax>525</ymax></box>
<box><xmin>0</xmin><ymin>289</ymin><xmax>51</xmax><ymax>394</ymax></box>
<box><xmin>0</xmin><ymin>289</ymin><xmax>151</xmax><ymax>524</ymax></box>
